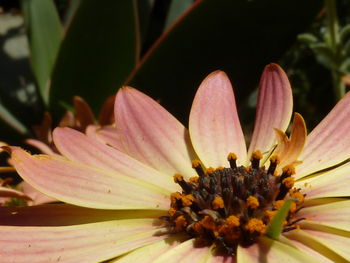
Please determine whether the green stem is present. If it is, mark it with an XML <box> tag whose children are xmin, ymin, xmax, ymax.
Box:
<box><xmin>325</xmin><ymin>0</ymin><xmax>345</xmax><ymax>101</ymax></box>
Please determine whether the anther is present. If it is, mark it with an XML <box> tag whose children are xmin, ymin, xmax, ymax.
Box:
<box><xmin>227</xmin><ymin>153</ymin><xmax>237</xmax><ymax>169</ymax></box>
<box><xmin>173</xmin><ymin>174</ymin><xmax>192</xmax><ymax>193</ymax></box>
<box><xmin>212</xmin><ymin>196</ymin><xmax>225</xmax><ymax>210</ymax></box>
<box><xmin>192</xmin><ymin>160</ymin><xmax>205</xmax><ymax>177</ymax></box>
<box><xmin>250</xmin><ymin>150</ymin><xmax>262</xmax><ymax>169</ymax></box>
<box><xmin>246</xmin><ymin>196</ymin><xmax>259</xmax><ymax>209</ymax></box>
<box><xmin>245</xmin><ymin>218</ymin><xmax>266</xmax><ymax>234</ymax></box>
<box><xmin>268</xmin><ymin>155</ymin><xmax>280</xmax><ymax>175</ymax></box>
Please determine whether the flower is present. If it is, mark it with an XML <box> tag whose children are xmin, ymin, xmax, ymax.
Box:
<box><xmin>1</xmin><ymin>64</ymin><xmax>350</xmax><ymax>262</ymax></box>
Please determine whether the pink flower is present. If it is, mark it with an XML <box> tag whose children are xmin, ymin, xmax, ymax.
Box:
<box><xmin>1</xmin><ymin>64</ymin><xmax>349</xmax><ymax>262</ymax></box>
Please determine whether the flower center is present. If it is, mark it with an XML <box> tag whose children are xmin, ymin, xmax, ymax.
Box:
<box><xmin>163</xmin><ymin>151</ymin><xmax>305</xmax><ymax>255</ymax></box>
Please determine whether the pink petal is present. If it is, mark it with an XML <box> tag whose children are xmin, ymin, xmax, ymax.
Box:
<box><xmin>297</xmin><ymin>199</ymin><xmax>350</xmax><ymax>232</ymax></box>
<box><xmin>189</xmin><ymin>71</ymin><xmax>247</xmax><ymax>167</ymax></box>
<box><xmin>237</xmin><ymin>236</ymin><xmax>317</xmax><ymax>262</ymax></box>
<box><xmin>297</xmin><ymin>92</ymin><xmax>350</xmax><ymax>178</ymax></box>
<box><xmin>248</xmin><ymin>64</ymin><xmax>293</xmax><ymax>160</ymax></box>
<box><xmin>152</xmin><ymin>239</ymin><xmax>211</xmax><ymax>263</ymax></box>
<box><xmin>53</xmin><ymin>127</ymin><xmax>178</xmax><ymax>192</ymax></box>
<box><xmin>296</xmin><ymin>162</ymin><xmax>350</xmax><ymax>199</ymax></box>
<box><xmin>7</xmin><ymin>147</ymin><xmax>169</xmax><ymax>210</ymax></box>
<box><xmin>286</xmin><ymin>236</ymin><xmax>336</xmax><ymax>262</ymax></box>
<box><xmin>85</xmin><ymin>124</ymin><xmax>127</xmax><ymax>152</ymax></box>
<box><xmin>286</xmin><ymin>228</ymin><xmax>350</xmax><ymax>262</ymax></box>
<box><xmin>25</xmin><ymin>138</ymin><xmax>59</xmax><ymax>156</ymax></box>
<box><xmin>0</xmin><ymin>204</ymin><xmax>164</xmax><ymax>226</ymax></box>
<box><xmin>0</xmin><ymin>218</ymin><xmax>168</xmax><ymax>263</ymax></box>
<box><xmin>19</xmin><ymin>181</ymin><xmax>56</xmax><ymax>205</ymax></box>
<box><xmin>115</xmin><ymin>87</ymin><xmax>197</xmax><ymax>177</ymax></box>
<box><xmin>115</xmin><ymin>234</ymin><xmax>188</xmax><ymax>263</ymax></box>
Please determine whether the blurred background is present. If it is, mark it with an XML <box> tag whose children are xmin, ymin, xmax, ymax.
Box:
<box><xmin>0</xmin><ymin>0</ymin><xmax>349</xmax><ymax>146</ymax></box>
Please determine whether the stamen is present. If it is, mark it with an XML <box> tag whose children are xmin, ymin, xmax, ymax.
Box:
<box><xmin>268</xmin><ymin>155</ymin><xmax>280</xmax><ymax>175</ymax></box>
<box><xmin>250</xmin><ymin>150</ymin><xmax>262</xmax><ymax>169</ymax></box>
<box><xmin>166</xmin><ymin>149</ymin><xmax>306</xmax><ymax>254</ymax></box>
<box><xmin>192</xmin><ymin>160</ymin><xmax>205</xmax><ymax>177</ymax></box>
<box><xmin>227</xmin><ymin>153</ymin><xmax>237</xmax><ymax>169</ymax></box>
<box><xmin>245</xmin><ymin>218</ymin><xmax>266</xmax><ymax>234</ymax></box>
<box><xmin>246</xmin><ymin>196</ymin><xmax>259</xmax><ymax>209</ymax></box>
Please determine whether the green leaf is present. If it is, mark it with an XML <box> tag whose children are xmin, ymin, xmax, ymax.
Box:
<box><xmin>50</xmin><ymin>0</ymin><xmax>139</xmax><ymax>114</ymax></box>
<box><xmin>266</xmin><ymin>199</ymin><xmax>294</xmax><ymax>239</ymax></box>
<box><xmin>21</xmin><ymin>0</ymin><xmax>63</xmax><ymax>106</ymax></box>
<box><xmin>127</xmin><ymin>0</ymin><xmax>323</xmax><ymax>123</ymax></box>
<box><xmin>164</xmin><ymin>0</ymin><xmax>193</xmax><ymax>29</ymax></box>
<box><xmin>0</xmin><ymin>102</ymin><xmax>28</xmax><ymax>135</ymax></box>
<box><xmin>297</xmin><ymin>33</ymin><xmax>319</xmax><ymax>45</ymax></box>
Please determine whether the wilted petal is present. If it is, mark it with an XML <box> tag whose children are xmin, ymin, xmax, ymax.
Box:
<box><xmin>72</xmin><ymin>96</ymin><xmax>96</xmax><ymax>131</ymax></box>
<box><xmin>248</xmin><ymin>64</ymin><xmax>293</xmax><ymax>161</ymax></box>
<box><xmin>189</xmin><ymin>71</ymin><xmax>247</xmax><ymax>167</ymax></box>
<box><xmin>0</xmin><ymin>203</ymin><xmax>164</xmax><ymax>226</ymax></box>
<box><xmin>19</xmin><ymin>181</ymin><xmax>55</xmax><ymax>205</ymax></box>
<box><xmin>236</xmin><ymin>236</ymin><xmax>316</xmax><ymax>262</ymax></box>
<box><xmin>152</xmin><ymin>239</ymin><xmax>211</xmax><ymax>263</ymax></box>
<box><xmin>7</xmin><ymin>147</ymin><xmax>169</xmax><ymax>210</ymax></box>
<box><xmin>115</xmin><ymin>87</ymin><xmax>197</xmax><ymax>177</ymax></box>
<box><xmin>53</xmin><ymin>127</ymin><xmax>178</xmax><ymax>192</ymax></box>
<box><xmin>296</xmin><ymin>162</ymin><xmax>350</xmax><ymax>198</ymax></box>
<box><xmin>297</xmin><ymin>92</ymin><xmax>350</xmax><ymax>178</ymax></box>
<box><xmin>285</xmin><ymin>228</ymin><xmax>350</xmax><ymax>262</ymax></box>
<box><xmin>273</xmin><ymin>113</ymin><xmax>307</xmax><ymax>169</ymax></box>
<box><xmin>115</xmin><ymin>234</ymin><xmax>188</xmax><ymax>263</ymax></box>
<box><xmin>0</xmin><ymin>218</ymin><xmax>168</xmax><ymax>263</ymax></box>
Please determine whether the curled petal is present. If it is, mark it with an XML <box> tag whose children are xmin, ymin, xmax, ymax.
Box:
<box><xmin>297</xmin><ymin>92</ymin><xmax>350</xmax><ymax>178</ymax></box>
<box><xmin>0</xmin><ymin>219</ymin><xmax>168</xmax><ymax>263</ymax></box>
<box><xmin>273</xmin><ymin>113</ymin><xmax>307</xmax><ymax>170</ymax></box>
<box><xmin>189</xmin><ymin>71</ymin><xmax>247</xmax><ymax>166</ymax></box>
<box><xmin>248</xmin><ymin>64</ymin><xmax>293</xmax><ymax>161</ymax></box>
<box><xmin>0</xmin><ymin>186</ymin><xmax>31</xmax><ymax>200</ymax></box>
<box><xmin>115</xmin><ymin>87</ymin><xmax>197</xmax><ymax>177</ymax></box>
<box><xmin>7</xmin><ymin>147</ymin><xmax>169</xmax><ymax>210</ymax></box>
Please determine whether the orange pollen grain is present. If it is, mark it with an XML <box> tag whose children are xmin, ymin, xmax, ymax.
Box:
<box><xmin>206</xmin><ymin>167</ymin><xmax>215</xmax><ymax>175</ymax></box>
<box><xmin>174</xmin><ymin>216</ymin><xmax>187</xmax><ymax>231</ymax></box>
<box><xmin>246</xmin><ymin>196</ymin><xmax>259</xmax><ymax>209</ymax></box>
<box><xmin>251</xmin><ymin>150</ymin><xmax>263</xmax><ymax>161</ymax></box>
<box><xmin>216</xmin><ymin>166</ymin><xmax>225</xmax><ymax>171</ymax></box>
<box><xmin>227</xmin><ymin>152</ymin><xmax>237</xmax><ymax>161</ymax></box>
<box><xmin>173</xmin><ymin>174</ymin><xmax>184</xmax><ymax>183</ymax></box>
<box><xmin>264</xmin><ymin>210</ymin><xmax>277</xmax><ymax>222</ymax></box>
<box><xmin>212</xmin><ymin>196</ymin><xmax>225</xmax><ymax>210</ymax></box>
<box><xmin>273</xmin><ymin>200</ymin><xmax>285</xmax><ymax>210</ymax></box>
<box><xmin>200</xmin><ymin>216</ymin><xmax>216</xmax><ymax>230</ymax></box>
<box><xmin>181</xmin><ymin>194</ymin><xmax>195</xmax><ymax>207</ymax></box>
<box><xmin>289</xmin><ymin>189</ymin><xmax>305</xmax><ymax>204</ymax></box>
<box><xmin>189</xmin><ymin>176</ymin><xmax>199</xmax><ymax>183</ymax></box>
<box><xmin>245</xmin><ymin>218</ymin><xmax>266</xmax><ymax>234</ymax></box>
<box><xmin>282</xmin><ymin>177</ymin><xmax>295</xmax><ymax>188</ymax></box>
<box><xmin>270</xmin><ymin>155</ymin><xmax>280</xmax><ymax>164</ymax></box>
<box><xmin>168</xmin><ymin>208</ymin><xmax>177</xmax><ymax>217</ymax></box>
<box><xmin>192</xmin><ymin>159</ymin><xmax>202</xmax><ymax>168</ymax></box>
<box><xmin>226</xmin><ymin>215</ymin><xmax>240</xmax><ymax>227</ymax></box>
<box><xmin>170</xmin><ymin>192</ymin><xmax>182</xmax><ymax>206</ymax></box>
<box><xmin>282</xmin><ymin>165</ymin><xmax>296</xmax><ymax>175</ymax></box>
<box><xmin>289</xmin><ymin>202</ymin><xmax>297</xmax><ymax>213</ymax></box>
